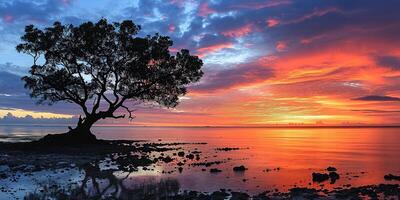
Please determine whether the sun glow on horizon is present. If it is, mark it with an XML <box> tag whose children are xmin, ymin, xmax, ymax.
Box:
<box><xmin>0</xmin><ymin>109</ymin><xmax>73</xmax><ymax>119</ymax></box>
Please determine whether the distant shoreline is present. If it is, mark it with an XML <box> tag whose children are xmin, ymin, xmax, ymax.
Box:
<box><xmin>1</xmin><ymin>124</ymin><xmax>400</xmax><ymax>129</ymax></box>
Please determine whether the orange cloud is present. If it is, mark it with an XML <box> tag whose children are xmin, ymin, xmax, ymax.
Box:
<box><xmin>221</xmin><ymin>23</ymin><xmax>253</xmax><ymax>37</ymax></box>
<box><xmin>275</xmin><ymin>41</ymin><xmax>287</xmax><ymax>51</ymax></box>
<box><xmin>266</xmin><ymin>18</ymin><xmax>280</xmax><ymax>27</ymax></box>
<box><xmin>196</xmin><ymin>43</ymin><xmax>233</xmax><ymax>57</ymax></box>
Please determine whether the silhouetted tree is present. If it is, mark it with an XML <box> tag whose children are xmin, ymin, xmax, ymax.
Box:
<box><xmin>17</xmin><ymin>19</ymin><xmax>203</xmax><ymax>140</ymax></box>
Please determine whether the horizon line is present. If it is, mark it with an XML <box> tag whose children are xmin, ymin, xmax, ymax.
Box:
<box><xmin>2</xmin><ymin>124</ymin><xmax>400</xmax><ymax>129</ymax></box>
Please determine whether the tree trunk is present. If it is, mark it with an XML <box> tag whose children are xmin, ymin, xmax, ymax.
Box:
<box><xmin>70</xmin><ymin>116</ymin><xmax>96</xmax><ymax>134</ymax></box>
<box><xmin>68</xmin><ymin>115</ymin><xmax>99</xmax><ymax>138</ymax></box>
<box><xmin>38</xmin><ymin>115</ymin><xmax>101</xmax><ymax>145</ymax></box>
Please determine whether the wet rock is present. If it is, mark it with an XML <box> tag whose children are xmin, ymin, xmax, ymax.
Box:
<box><xmin>0</xmin><ymin>173</ymin><xmax>7</xmax><ymax>179</ymax></box>
<box><xmin>162</xmin><ymin>156</ymin><xmax>173</xmax><ymax>163</ymax></box>
<box><xmin>289</xmin><ymin>187</ymin><xmax>321</xmax><ymax>198</ymax></box>
<box><xmin>231</xmin><ymin>192</ymin><xmax>250</xmax><ymax>200</ymax></box>
<box><xmin>233</xmin><ymin>165</ymin><xmax>247</xmax><ymax>172</ymax></box>
<box><xmin>312</xmin><ymin>173</ymin><xmax>330</xmax><ymax>183</ymax></box>
<box><xmin>114</xmin><ymin>154</ymin><xmax>154</xmax><ymax>172</ymax></box>
<box><xmin>210</xmin><ymin>190</ymin><xmax>229</xmax><ymax>199</ymax></box>
<box><xmin>177</xmin><ymin>151</ymin><xmax>185</xmax><ymax>157</ymax></box>
<box><xmin>210</xmin><ymin>168</ymin><xmax>222</xmax><ymax>173</ymax></box>
<box><xmin>215</xmin><ymin>147</ymin><xmax>240</xmax><ymax>151</ymax></box>
<box><xmin>327</xmin><ymin>166</ymin><xmax>337</xmax><ymax>172</ymax></box>
<box><xmin>384</xmin><ymin>174</ymin><xmax>400</xmax><ymax>181</ymax></box>
<box><xmin>253</xmin><ymin>191</ymin><xmax>270</xmax><ymax>198</ymax></box>
<box><xmin>334</xmin><ymin>184</ymin><xmax>400</xmax><ymax>199</ymax></box>
<box><xmin>186</xmin><ymin>154</ymin><xmax>195</xmax><ymax>160</ymax></box>
<box><xmin>190</xmin><ymin>160</ymin><xmax>224</xmax><ymax>167</ymax></box>
<box><xmin>263</xmin><ymin>167</ymin><xmax>281</xmax><ymax>173</ymax></box>
<box><xmin>329</xmin><ymin>172</ymin><xmax>340</xmax><ymax>184</ymax></box>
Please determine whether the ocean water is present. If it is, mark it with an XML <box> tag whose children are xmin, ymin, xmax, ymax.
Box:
<box><xmin>1</xmin><ymin>125</ymin><xmax>400</xmax><ymax>197</ymax></box>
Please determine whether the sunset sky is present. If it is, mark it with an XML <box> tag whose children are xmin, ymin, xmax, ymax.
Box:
<box><xmin>1</xmin><ymin>0</ymin><xmax>400</xmax><ymax>126</ymax></box>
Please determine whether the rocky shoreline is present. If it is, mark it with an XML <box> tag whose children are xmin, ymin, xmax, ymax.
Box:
<box><xmin>0</xmin><ymin>140</ymin><xmax>399</xmax><ymax>199</ymax></box>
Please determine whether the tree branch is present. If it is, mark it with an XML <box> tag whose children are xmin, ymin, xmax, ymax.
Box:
<box><xmin>121</xmin><ymin>103</ymin><xmax>137</xmax><ymax>120</ymax></box>
<box><xmin>110</xmin><ymin>114</ymin><xmax>125</xmax><ymax>119</ymax></box>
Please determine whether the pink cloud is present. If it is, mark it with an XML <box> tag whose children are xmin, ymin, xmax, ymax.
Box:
<box><xmin>231</xmin><ymin>0</ymin><xmax>291</xmax><ymax>10</ymax></box>
<box><xmin>2</xmin><ymin>15</ymin><xmax>14</xmax><ymax>23</ymax></box>
<box><xmin>168</xmin><ymin>24</ymin><xmax>176</xmax><ymax>32</ymax></box>
<box><xmin>288</xmin><ymin>7</ymin><xmax>340</xmax><ymax>24</ymax></box>
<box><xmin>169</xmin><ymin>0</ymin><xmax>185</xmax><ymax>7</ymax></box>
<box><xmin>276</xmin><ymin>41</ymin><xmax>287</xmax><ymax>52</ymax></box>
<box><xmin>221</xmin><ymin>23</ymin><xmax>253</xmax><ymax>37</ymax></box>
<box><xmin>198</xmin><ymin>3</ymin><xmax>216</xmax><ymax>17</ymax></box>
<box><xmin>169</xmin><ymin>47</ymin><xmax>179</xmax><ymax>53</ymax></box>
<box><xmin>196</xmin><ymin>43</ymin><xmax>234</xmax><ymax>57</ymax></box>
<box><xmin>266</xmin><ymin>18</ymin><xmax>280</xmax><ymax>27</ymax></box>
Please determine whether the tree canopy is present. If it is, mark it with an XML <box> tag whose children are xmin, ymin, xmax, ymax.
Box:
<box><xmin>17</xmin><ymin>19</ymin><xmax>203</xmax><ymax>134</ymax></box>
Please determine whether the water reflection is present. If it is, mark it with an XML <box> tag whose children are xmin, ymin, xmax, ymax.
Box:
<box><xmin>1</xmin><ymin>126</ymin><xmax>400</xmax><ymax>198</ymax></box>
<box><xmin>25</xmin><ymin>162</ymin><xmax>180</xmax><ymax>200</ymax></box>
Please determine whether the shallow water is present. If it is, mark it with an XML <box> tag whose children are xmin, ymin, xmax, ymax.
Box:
<box><xmin>1</xmin><ymin>125</ymin><xmax>400</xmax><ymax>198</ymax></box>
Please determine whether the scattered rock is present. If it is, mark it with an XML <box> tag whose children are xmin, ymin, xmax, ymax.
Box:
<box><xmin>263</xmin><ymin>167</ymin><xmax>281</xmax><ymax>173</ymax></box>
<box><xmin>210</xmin><ymin>190</ymin><xmax>229</xmax><ymax>199</ymax></box>
<box><xmin>210</xmin><ymin>168</ymin><xmax>222</xmax><ymax>173</ymax></box>
<box><xmin>289</xmin><ymin>187</ymin><xmax>321</xmax><ymax>198</ymax></box>
<box><xmin>231</xmin><ymin>192</ymin><xmax>250</xmax><ymax>200</ymax></box>
<box><xmin>384</xmin><ymin>174</ymin><xmax>400</xmax><ymax>181</ymax></box>
<box><xmin>0</xmin><ymin>173</ymin><xmax>7</xmax><ymax>179</ymax></box>
<box><xmin>215</xmin><ymin>147</ymin><xmax>240</xmax><ymax>151</ymax></box>
<box><xmin>312</xmin><ymin>173</ymin><xmax>330</xmax><ymax>183</ymax></box>
<box><xmin>233</xmin><ymin>165</ymin><xmax>247</xmax><ymax>172</ymax></box>
<box><xmin>186</xmin><ymin>154</ymin><xmax>195</xmax><ymax>160</ymax></box>
<box><xmin>327</xmin><ymin>166</ymin><xmax>337</xmax><ymax>172</ymax></box>
<box><xmin>162</xmin><ymin>156</ymin><xmax>173</xmax><ymax>163</ymax></box>
<box><xmin>329</xmin><ymin>172</ymin><xmax>340</xmax><ymax>184</ymax></box>
<box><xmin>177</xmin><ymin>151</ymin><xmax>185</xmax><ymax>157</ymax></box>
<box><xmin>190</xmin><ymin>161</ymin><xmax>224</xmax><ymax>167</ymax></box>
<box><xmin>312</xmin><ymin>171</ymin><xmax>340</xmax><ymax>184</ymax></box>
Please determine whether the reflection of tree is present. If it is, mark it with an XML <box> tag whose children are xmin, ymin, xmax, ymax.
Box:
<box><xmin>25</xmin><ymin>162</ymin><xmax>180</xmax><ymax>200</ymax></box>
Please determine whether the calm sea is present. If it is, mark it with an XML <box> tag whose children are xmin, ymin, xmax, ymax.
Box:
<box><xmin>1</xmin><ymin>125</ymin><xmax>400</xmax><ymax>195</ymax></box>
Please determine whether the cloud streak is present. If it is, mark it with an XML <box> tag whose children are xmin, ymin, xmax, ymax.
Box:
<box><xmin>354</xmin><ymin>95</ymin><xmax>400</xmax><ymax>102</ymax></box>
<box><xmin>192</xmin><ymin>63</ymin><xmax>274</xmax><ymax>92</ymax></box>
